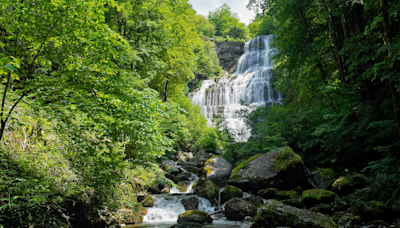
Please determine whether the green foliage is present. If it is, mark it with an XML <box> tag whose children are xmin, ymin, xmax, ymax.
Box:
<box><xmin>208</xmin><ymin>4</ymin><xmax>249</xmax><ymax>40</ymax></box>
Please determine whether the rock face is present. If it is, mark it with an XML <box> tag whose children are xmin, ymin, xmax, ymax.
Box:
<box><xmin>221</xmin><ymin>185</ymin><xmax>243</xmax><ymax>204</ymax></box>
<box><xmin>215</xmin><ymin>41</ymin><xmax>245</xmax><ymax>72</ymax></box>
<box><xmin>251</xmin><ymin>200</ymin><xmax>337</xmax><ymax>228</ymax></box>
<box><xmin>177</xmin><ymin>210</ymin><xmax>213</xmax><ymax>224</ymax></box>
<box><xmin>224</xmin><ymin>198</ymin><xmax>257</xmax><ymax>221</ymax></box>
<box><xmin>229</xmin><ymin>147</ymin><xmax>308</xmax><ymax>193</ymax></box>
<box><xmin>204</xmin><ymin>155</ymin><xmax>233</xmax><ymax>187</ymax></box>
<box><xmin>181</xmin><ymin>196</ymin><xmax>199</xmax><ymax>210</ymax></box>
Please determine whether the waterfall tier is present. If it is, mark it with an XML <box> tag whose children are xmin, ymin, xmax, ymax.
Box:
<box><xmin>190</xmin><ymin>35</ymin><xmax>281</xmax><ymax>141</ymax></box>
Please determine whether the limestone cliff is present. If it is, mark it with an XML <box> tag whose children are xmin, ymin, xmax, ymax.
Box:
<box><xmin>215</xmin><ymin>41</ymin><xmax>244</xmax><ymax>73</ymax></box>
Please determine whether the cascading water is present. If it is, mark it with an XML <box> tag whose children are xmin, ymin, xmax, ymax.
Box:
<box><xmin>190</xmin><ymin>35</ymin><xmax>281</xmax><ymax>142</ymax></box>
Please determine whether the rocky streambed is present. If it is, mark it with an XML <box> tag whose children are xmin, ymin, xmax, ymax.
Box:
<box><xmin>126</xmin><ymin>147</ymin><xmax>400</xmax><ymax>228</ymax></box>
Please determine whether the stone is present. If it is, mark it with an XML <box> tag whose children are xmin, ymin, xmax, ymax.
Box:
<box><xmin>258</xmin><ymin>188</ymin><xmax>277</xmax><ymax>199</ymax></box>
<box><xmin>224</xmin><ymin>198</ymin><xmax>257</xmax><ymax>221</ymax></box>
<box><xmin>244</xmin><ymin>195</ymin><xmax>264</xmax><ymax>208</ymax></box>
<box><xmin>198</xmin><ymin>180</ymin><xmax>220</xmax><ymax>205</ymax></box>
<box><xmin>337</xmin><ymin>213</ymin><xmax>362</xmax><ymax>228</ymax></box>
<box><xmin>173</xmin><ymin>172</ymin><xmax>192</xmax><ymax>183</ymax></box>
<box><xmin>331</xmin><ymin>177</ymin><xmax>355</xmax><ymax>195</ymax></box>
<box><xmin>177</xmin><ymin>210</ymin><xmax>213</xmax><ymax>224</ymax></box>
<box><xmin>275</xmin><ymin>190</ymin><xmax>299</xmax><ymax>200</ymax></box>
<box><xmin>181</xmin><ymin>165</ymin><xmax>200</xmax><ymax>175</ymax></box>
<box><xmin>204</xmin><ymin>155</ymin><xmax>233</xmax><ymax>187</ymax></box>
<box><xmin>177</xmin><ymin>181</ymin><xmax>190</xmax><ymax>192</ymax></box>
<box><xmin>280</xmin><ymin>199</ymin><xmax>304</xmax><ymax>208</ymax></box>
<box><xmin>221</xmin><ymin>185</ymin><xmax>243</xmax><ymax>204</ymax></box>
<box><xmin>251</xmin><ymin>200</ymin><xmax>337</xmax><ymax>228</ymax></box>
<box><xmin>181</xmin><ymin>196</ymin><xmax>199</xmax><ymax>210</ymax></box>
<box><xmin>141</xmin><ymin>195</ymin><xmax>154</xmax><ymax>207</ymax></box>
<box><xmin>229</xmin><ymin>147</ymin><xmax>308</xmax><ymax>194</ymax></box>
<box><xmin>215</xmin><ymin>42</ymin><xmax>245</xmax><ymax>72</ymax></box>
<box><xmin>302</xmin><ymin>189</ymin><xmax>336</xmax><ymax>208</ymax></box>
<box><xmin>311</xmin><ymin>168</ymin><xmax>337</xmax><ymax>189</ymax></box>
<box><xmin>309</xmin><ymin>204</ymin><xmax>333</xmax><ymax>215</ymax></box>
<box><xmin>192</xmin><ymin>177</ymin><xmax>206</xmax><ymax>194</ymax></box>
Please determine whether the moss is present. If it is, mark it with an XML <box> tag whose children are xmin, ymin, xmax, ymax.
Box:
<box><xmin>232</xmin><ymin>154</ymin><xmax>262</xmax><ymax>173</ymax></box>
<box><xmin>302</xmin><ymin>189</ymin><xmax>336</xmax><ymax>208</ymax></box>
<box><xmin>204</xmin><ymin>156</ymin><xmax>219</xmax><ymax>174</ymax></box>
<box><xmin>177</xmin><ymin>210</ymin><xmax>213</xmax><ymax>224</ymax></box>
<box><xmin>332</xmin><ymin>177</ymin><xmax>354</xmax><ymax>195</ymax></box>
<box><xmin>272</xmin><ymin>147</ymin><xmax>303</xmax><ymax>172</ymax></box>
<box><xmin>280</xmin><ymin>199</ymin><xmax>304</xmax><ymax>208</ymax></box>
<box><xmin>276</xmin><ymin>190</ymin><xmax>298</xmax><ymax>200</ymax></box>
<box><xmin>320</xmin><ymin>168</ymin><xmax>336</xmax><ymax>181</ymax></box>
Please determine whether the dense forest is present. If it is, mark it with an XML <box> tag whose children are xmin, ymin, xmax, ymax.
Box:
<box><xmin>0</xmin><ymin>0</ymin><xmax>399</xmax><ymax>227</ymax></box>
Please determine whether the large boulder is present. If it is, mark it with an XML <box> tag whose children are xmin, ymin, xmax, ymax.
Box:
<box><xmin>197</xmin><ymin>180</ymin><xmax>220</xmax><ymax>205</ymax></box>
<box><xmin>302</xmin><ymin>189</ymin><xmax>336</xmax><ymax>208</ymax></box>
<box><xmin>251</xmin><ymin>200</ymin><xmax>337</xmax><ymax>228</ymax></box>
<box><xmin>221</xmin><ymin>185</ymin><xmax>243</xmax><ymax>204</ymax></box>
<box><xmin>177</xmin><ymin>210</ymin><xmax>213</xmax><ymax>224</ymax></box>
<box><xmin>229</xmin><ymin>147</ymin><xmax>308</xmax><ymax>193</ymax></box>
<box><xmin>331</xmin><ymin>177</ymin><xmax>355</xmax><ymax>195</ymax></box>
<box><xmin>181</xmin><ymin>196</ymin><xmax>199</xmax><ymax>210</ymax></box>
<box><xmin>204</xmin><ymin>155</ymin><xmax>233</xmax><ymax>187</ymax></box>
<box><xmin>224</xmin><ymin>198</ymin><xmax>257</xmax><ymax>221</ymax></box>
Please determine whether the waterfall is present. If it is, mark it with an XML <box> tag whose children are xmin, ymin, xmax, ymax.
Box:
<box><xmin>190</xmin><ymin>35</ymin><xmax>281</xmax><ymax>142</ymax></box>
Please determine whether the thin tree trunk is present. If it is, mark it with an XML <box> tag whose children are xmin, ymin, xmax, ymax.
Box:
<box><xmin>163</xmin><ymin>73</ymin><xmax>170</xmax><ymax>102</ymax></box>
<box><xmin>380</xmin><ymin>0</ymin><xmax>400</xmax><ymax>137</ymax></box>
<box><xmin>322</xmin><ymin>0</ymin><xmax>346</xmax><ymax>83</ymax></box>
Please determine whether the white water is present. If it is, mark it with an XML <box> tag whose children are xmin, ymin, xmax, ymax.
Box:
<box><xmin>190</xmin><ymin>35</ymin><xmax>281</xmax><ymax>142</ymax></box>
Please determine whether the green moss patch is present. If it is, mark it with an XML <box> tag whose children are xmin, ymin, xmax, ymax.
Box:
<box><xmin>302</xmin><ymin>189</ymin><xmax>336</xmax><ymax>208</ymax></box>
<box><xmin>271</xmin><ymin>147</ymin><xmax>303</xmax><ymax>172</ymax></box>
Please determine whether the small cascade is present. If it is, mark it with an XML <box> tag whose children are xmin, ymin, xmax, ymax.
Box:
<box><xmin>190</xmin><ymin>35</ymin><xmax>281</xmax><ymax>142</ymax></box>
<box><xmin>143</xmin><ymin>196</ymin><xmax>186</xmax><ymax>223</ymax></box>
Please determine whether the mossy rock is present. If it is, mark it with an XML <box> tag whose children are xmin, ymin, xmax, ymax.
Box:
<box><xmin>141</xmin><ymin>195</ymin><xmax>154</xmax><ymax>207</ymax></box>
<box><xmin>276</xmin><ymin>190</ymin><xmax>298</xmax><ymax>200</ymax></box>
<box><xmin>177</xmin><ymin>181</ymin><xmax>190</xmax><ymax>192</ymax></box>
<box><xmin>252</xmin><ymin>200</ymin><xmax>337</xmax><ymax>228</ymax></box>
<box><xmin>320</xmin><ymin>168</ymin><xmax>336</xmax><ymax>181</ymax></box>
<box><xmin>243</xmin><ymin>195</ymin><xmax>264</xmax><ymax>208</ymax></box>
<box><xmin>192</xmin><ymin>177</ymin><xmax>206</xmax><ymax>194</ymax></box>
<box><xmin>224</xmin><ymin>198</ymin><xmax>257</xmax><ymax>221</ymax></box>
<box><xmin>302</xmin><ymin>189</ymin><xmax>336</xmax><ymax>208</ymax></box>
<box><xmin>229</xmin><ymin>147</ymin><xmax>308</xmax><ymax>193</ymax></box>
<box><xmin>280</xmin><ymin>199</ymin><xmax>304</xmax><ymax>208</ymax></box>
<box><xmin>221</xmin><ymin>185</ymin><xmax>243</xmax><ymax>204</ymax></box>
<box><xmin>198</xmin><ymin>180</ymin><xmax>219</xmax><ymax>205</ymax></box>
<box><xmin>177</xmin><ymin>210</ymin><xmax>213</xmax><ymax>224</ymax></box>
<box><xmin>349</xmin><ymin>173</ymin><xmax>368</xmax><ymax>189</ymax></box>
<box><xmin>310</xmin><ymin>204</ymin><xmax>333</xmax><ymax>215</ymax></box>
<box><xmin>291</xmin><ymin>186</ymin><xmax>303</xmax><ymax>194</ymax></box>
<box><xmin>331</xmin><ymin>177</ymin><xmax>354</xmax><ymax>196</ymax></box>
<box><xmin>258</xmin><ymin>188</ymin><xmax>277</xmax><ymax>199</ymax></box>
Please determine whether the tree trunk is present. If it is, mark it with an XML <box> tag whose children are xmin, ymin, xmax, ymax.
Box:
<box><xmin>322</xmin><ymin>0</ymin><xmax>346</xmax><ymax>83</ymax></box>
<box><xmin>380</xmin><ymin>0</ymin><xmax>400</xmax><ymax>137</ymax></box>
<box><xmin>163</xmin><ymin>73</ymin><xmax>170</xmax><ymax>102</ymax></box>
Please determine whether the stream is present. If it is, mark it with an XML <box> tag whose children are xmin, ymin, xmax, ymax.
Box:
<box><xmin>127</xmin><ymin>164</ymin><xmax>252</xmax><ymax>228</ymax></box>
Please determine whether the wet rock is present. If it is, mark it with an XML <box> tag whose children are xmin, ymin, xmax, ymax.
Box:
<box><xmin>141</xmin><ymin>195</ymin><xmax>154</xmax><ymax>207</ymax></box>
<box><xmin>224</xmin><ymin>198</ymin><xmax>257</xmax><ymax>221</ymax></box>
<box><xmin>198</xmin><ymin>181</ymin><xmax>219</xmax><ymax>205</ymax></box>
<box><xmin>251</xmin><ymin>200</ymin><xmax>337</xmax><ymax>228</ymax></box>
<box><xmin>258</xmin><ymin>188</ymin><xmax>277</xmax><ymax>199</ymax></box>
<box><xmin>229</xmin><ymin>147</ymin><xmax>308</xmax><ymax>194</ymax></box>
<box><xmin>244</xmin><ymin>195</ymin><xmax>264</xmax><ymax>208</ymax></box>
<box><xmin>221</xmin><ymin>185</ymin><xmax>243</xmax><ymax>204</ymax></box>
<box><xmin>331</xmin><ymin>177</ymin><xmax>355</xmax><ymax>195</ymax></box>
<box><xmin>173</xmin><ymin>172</ymin><xmax>192</xmax><ymax>183</ymax></box>
<box><xmin>302</xmin><ymin>189</ymin><xmax>336</xmax><ymax>208</ymax></box>
<box><xmin>181</xmin><ymin>196</ymin><xmax>199</xmax><ymax>210</ymax></box>
<box><xmin>204</xmin><ymin>155</ymin><xmax>233</xmax><ymax>187</ymax></box>
<box><xmin>177</xmin><ymin>181</ymin><xmax>190</xmax><ymax>192</ymax></box>
<box><xmin>177</xmin><ymin>210</ymin><xmax>213</xmax><ymax>224</ymax></box>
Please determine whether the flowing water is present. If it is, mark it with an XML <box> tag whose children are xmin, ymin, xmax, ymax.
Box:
<box><xmin>189</xmin><ymin>35</ymin><xmax>281</xmax><ymax>142</ymax></box>
<box><xmin>128</xmin><ymin>164</ymin><xmax>252</xmax><ymax>228</ymax></box>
